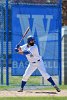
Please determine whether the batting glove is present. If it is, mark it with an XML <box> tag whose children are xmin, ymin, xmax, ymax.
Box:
<box><xmin>16</xmin><ymin>44</ymin><xmax>20</xmax><ymax>49</ymax></box>
<box><xmin>15</xmin><ymin>48</ymin><xmax>19</xmax><ymax>52</ymax></box>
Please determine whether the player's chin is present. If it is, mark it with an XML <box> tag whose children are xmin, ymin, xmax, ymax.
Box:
<box><xmin>29</xmin><ymin>43</ymin><xmax>34</xmax><ymax>46</ymax></box>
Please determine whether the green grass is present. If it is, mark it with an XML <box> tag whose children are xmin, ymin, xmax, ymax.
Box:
<box><xmin>0</xmin><ymin>97</ymin><xmax>67</xmax><ymax>100</ymax></box>
<box><xmin>0</xmin><ymin>76</ymin><xmax>42</xmax><ymax>90</ymax></box>
<box><xmin>1</xmin><ymin>75</ymin><xmax>67</xmax><ymax>90</ymax></box>
<box><xmin>9</xmin><ymin>76</ymin><xmax>41</xmax><ymax>85</ymax></box>
<box><xmin>0</xmin><ymin>84</ymin><xmax>67</xmax><ymax>91</ymax></box>
<box><xmin>42</xmin><ymin>85</ymin><xmax>67</xmax><ymax>90</ymax></box>
<box><xmin>59</xmin><ymin>85</ymin><xmax>67</xmax><ymax>90</ymax></box>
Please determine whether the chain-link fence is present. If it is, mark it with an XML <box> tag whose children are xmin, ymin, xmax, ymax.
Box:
<box><xmin>0</xmin><ymin>0</ymin><xmax>62</xmax><ymax>90</ymax></box>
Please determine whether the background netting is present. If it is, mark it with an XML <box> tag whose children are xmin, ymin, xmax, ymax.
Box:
<box><xmin>0</xmin><ymin>0</ymin><xmax>61</xmax><ymax>88</ymax></box>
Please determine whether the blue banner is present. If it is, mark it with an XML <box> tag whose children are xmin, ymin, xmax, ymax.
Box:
<box><xmin>12</xmin><ymin>5</ymin><xmax>60</xmax><ymax>76</ymax></box>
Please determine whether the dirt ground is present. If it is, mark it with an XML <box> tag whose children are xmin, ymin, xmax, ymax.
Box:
<box><xmin>0</xmin><ymin>90</ymin><xmax>67</xmax><ymax>97</ymax></box>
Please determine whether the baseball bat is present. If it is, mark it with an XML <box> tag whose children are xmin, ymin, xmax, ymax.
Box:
<box><xmin>18</xmin><ymin>27</ymin><xmax>30</xmax><ymax>45</ymax></box>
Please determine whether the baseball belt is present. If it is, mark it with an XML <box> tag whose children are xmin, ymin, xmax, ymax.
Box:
<box><xmin>32</xmin><ymin>59</ymin><xmax>40</xmax><ymax>63</ymax></box>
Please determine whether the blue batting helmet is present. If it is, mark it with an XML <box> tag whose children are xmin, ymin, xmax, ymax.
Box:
<box><xmin>27</xmin><ymin>35</ymin><xmax>34</xmax><ymax>44</ymax></box>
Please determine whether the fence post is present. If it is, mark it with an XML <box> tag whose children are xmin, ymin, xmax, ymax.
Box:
<box><xmin>58</xmin><ymin>0</ymin><xmax>62</xmax><ymax>85</ymax></box>
<box><xmin>6</xmin><ymin>0</ymin><xmax>9</xmax><ymax>85</ymax></box>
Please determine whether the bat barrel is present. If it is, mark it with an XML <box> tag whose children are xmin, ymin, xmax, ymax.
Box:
<box><xmin>17</xmin><ymin>27</ymin><xmax>30</xmax><ymax>45</ymax></box>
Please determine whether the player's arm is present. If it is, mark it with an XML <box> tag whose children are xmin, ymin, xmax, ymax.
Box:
<box><xmin>15</xmin><ymin>44</ymin><xmax>30</xmax><ymax>55</ymax></box>
<box><xmin>18</xmin><ymin>48</ymin><xmax>31</xmax><ymax>55</ymax></box>
<box><xmin>18</xmin><ymin>47</ymin><xmax>23</xmax><ymax>54</ymax></box>
<box><xmin>15</xmin><ymin>45</ymin><xmax>23</xmax><ymax>54</ymax></box>
<box><xmin>16</xmin><ymin>48</ymin><xmax>30</xmax><ymax>55</ymax></box>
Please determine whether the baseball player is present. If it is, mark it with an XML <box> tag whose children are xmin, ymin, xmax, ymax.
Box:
<box><xmin>15</xmin><ymin>35</ymin><xmax>61</xmax><ymax>92</ymax></box>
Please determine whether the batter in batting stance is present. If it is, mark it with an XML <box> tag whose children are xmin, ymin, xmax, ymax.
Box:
<box><xmin>15</xmin><ymin>35</ymin><xmax>61</xmax><ymax>92</ymax></box>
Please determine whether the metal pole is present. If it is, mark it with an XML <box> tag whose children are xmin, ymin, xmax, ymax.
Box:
<box><xmin>6</xmin><ymin>0</ymin><xmax>9</xmax><ymax>85</ymax></box>
<box><xmin>58</xmin><ymin>0</ymin><xmax>62</xmax><ymax>85</ymax></box>
<box><xmin>1</xmin><ymin>6</ymin><xmax>4</xmax><ymax>85</ymax></box>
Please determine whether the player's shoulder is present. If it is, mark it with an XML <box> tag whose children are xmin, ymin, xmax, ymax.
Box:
<box><xmin>34</xmin><ymin>44</ymin><xmax>38</xmax><ymax>47</ymax></box>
